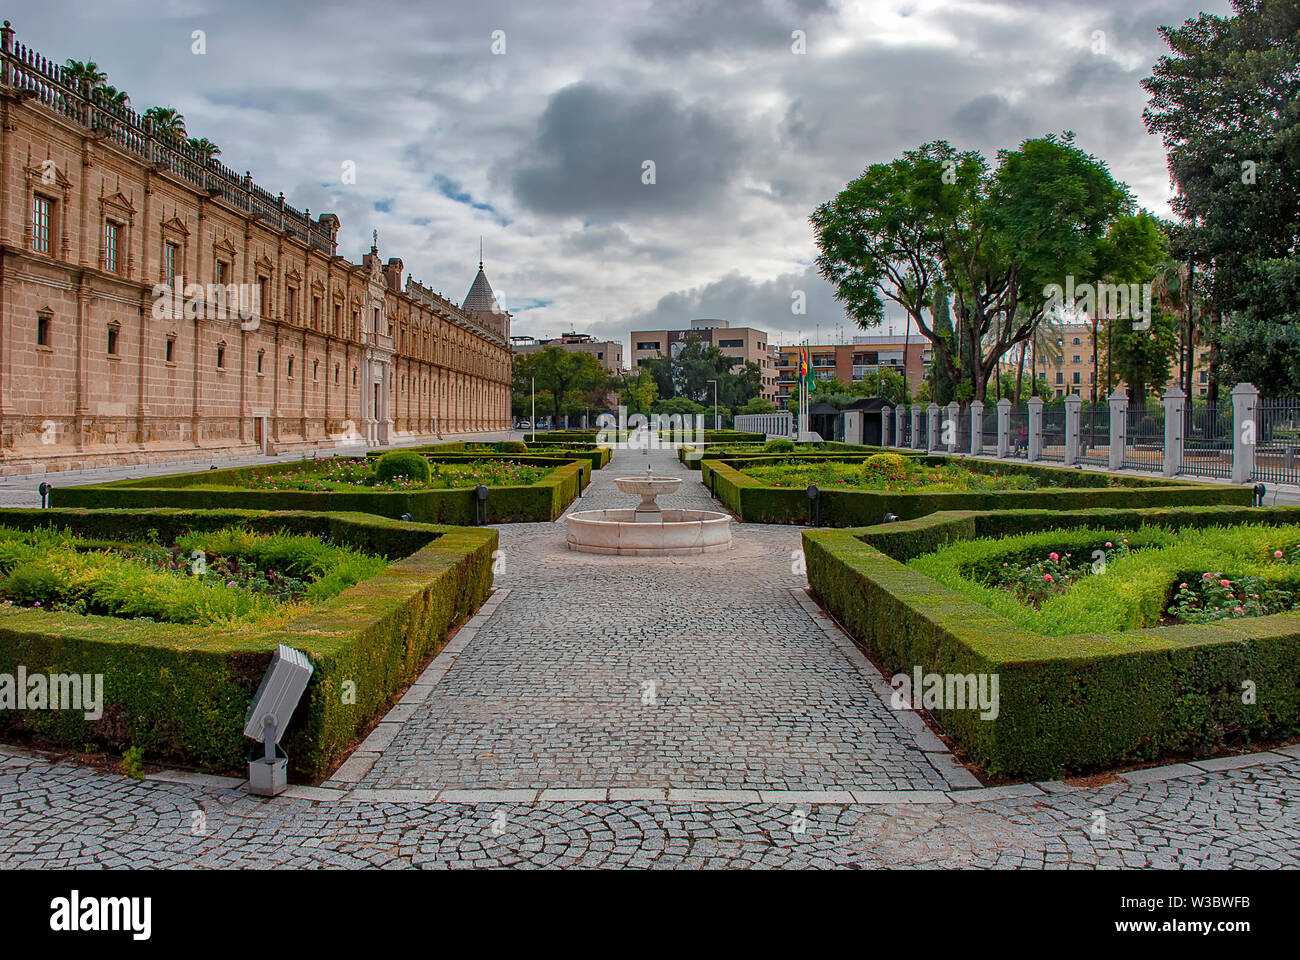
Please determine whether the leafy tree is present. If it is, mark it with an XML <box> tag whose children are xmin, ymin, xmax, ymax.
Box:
<box><xmin>1142</xmin><ymin>0</ymin><xmax>1300</xmax><ymax>397</ymax></box>
<box><xmin>618</xmin><ymin>368</ymin><xmax>658</xmax><ymax>416</ymax></box>
<box><xmin>736</xmin><ymin>396</ymin><xmax>777</xmax><ymax>415</ymax></box>
<box><xmin>638</xmin><ymin>334</ymin><xmax>762</xmax><ymax>410</ymax></box>
<box><xmin>812</xmin><ymin>135</ymin><xmax>1130</xmax><ymax>404</ymax></box>
<box><xmin>512</xmin><ymin>347</ymin><xmax>609</xmax><ymax>424</ymax></box>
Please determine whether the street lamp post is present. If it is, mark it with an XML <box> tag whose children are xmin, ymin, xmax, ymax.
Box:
<box><xmin>530</xmin><ymin>376</ymin><xmax>535</xmax><ymax>436</ymax></box>
<box><xmin>707</xmin><ymin>379</ymin><xmax>718</xmax><ymax>430</ymax></box>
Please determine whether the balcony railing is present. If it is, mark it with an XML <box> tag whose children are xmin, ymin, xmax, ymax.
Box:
<box><xmin>0</xmin><ymin>24</ymin><xmax>336</xmax><ymax>255</ymax></box>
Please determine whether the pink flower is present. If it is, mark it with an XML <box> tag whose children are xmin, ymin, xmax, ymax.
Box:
<box><xmin>1275</xmin><ymin>550</ymin><xmax>1284</xmax><ymax>559</ymax></box>
<box><xmin>1105</xmin><ymin>542</ymin><xmax>1113</xmax><ymax>548</ymax></box>
<box><xmin>1234</xmin><ymin>606</ymin><xmax>1244</xmax><ymax>614</ymax></box>
<box><xmin>1179</xmin><ymin>583</ymin><xmax>1188</xmax><ymax>590</ymax></box>
<box><xmin>1202</xmin><ymin>572</ymin><xmax>1212</xmax><ymax>580</ymax></box>
<box><xmin>1220</xmin><ymin>579</ymin><xmax>1230</xmax><ymax>588</ymax></box>
<box><xmin>1049</xmin><ymin>552</ymin><xmax>1059</xmax><ymax>561</ymax></box>
<box><xmin>1043</xmin><ymin>574</ymin><xmax>1053</xmax><ymax>583</ymax></box>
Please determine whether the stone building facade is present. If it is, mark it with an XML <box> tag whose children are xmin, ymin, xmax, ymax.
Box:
<box><xmin>0</xmin><ymin>23</ymin><xmax>511</xmax><ymax>475</ymax></box>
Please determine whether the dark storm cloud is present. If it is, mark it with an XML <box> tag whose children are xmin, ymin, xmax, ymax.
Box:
<box><xmin>630</xmin><ymin>0</ymin><xmax>835</xmax><ymax>59</ymax></box>
<box><xmin>503</xmin><ymin>82</ymin><xmax>746</xmax><ymax>218</ymax></box>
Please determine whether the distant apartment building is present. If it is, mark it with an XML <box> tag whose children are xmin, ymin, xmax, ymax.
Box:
<box><xmin>774</xmin><ymin>335</ymin><xmax>930</xmax><ymax>403</ymax></box>
<box><xmin>1016</xmin><ymin>322</ymin><xmax>1213</xmax><ymax>401</ymax></box>
<box><xmin>511</xmin><ymin>332</ymin><xmax>624</xmax><ymax>374</ymax></box>
<box><xmin>629</xmin><ymin>319</ymin><xmax>778</xmax><ymax>402</ymax></box>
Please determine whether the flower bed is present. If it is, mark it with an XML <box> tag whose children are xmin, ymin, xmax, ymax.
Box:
<box><xmin>803</xmin><ymin>504</ymin><xmax>1300</xmax><ymax>779</ymax></box>
<box><xmin>0</xmin><ymin>508</ymin><xmax>495</xmax><ymax>778</ymax></box>
<box><xmin>50</xmin><ymin>453</ymin><xmax>589</xmax><ymax>524</ymax></box>
<box><xmin>702</xmin><ymin>453</ymin><xmax>1253</xmax><ymax>525</ymax></box>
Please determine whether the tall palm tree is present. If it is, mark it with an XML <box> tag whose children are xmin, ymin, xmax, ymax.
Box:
<box><xmin>62</xmin><ymin>59</ymin><xmax>105</xmax><ymax>93</ymax></box>
<box><xmin>143</xmin><ymin>106</ymin><xmax>186</xmax><ymax>141</ymax></box>
<box><xmin>187</xmin><ymin>137</ymin><xmax>221</xmax><ymax>163</ymax></box>
<box><xmin>1028</xmin><ymin>312</ymin><xmax>1064</xmax><ymax>399</ymax></box>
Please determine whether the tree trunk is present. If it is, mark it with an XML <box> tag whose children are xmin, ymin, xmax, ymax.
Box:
<box><xmin>1013</xmin><ymin>342</ymin><xmax>1026</xmax><ymax>406</ymax></box>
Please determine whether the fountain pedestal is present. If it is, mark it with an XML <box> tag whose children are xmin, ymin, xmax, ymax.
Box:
<box><xmin>566</xmin><ymin>472</ymin><xmax>732</xmax><ymax>555</ymax></box>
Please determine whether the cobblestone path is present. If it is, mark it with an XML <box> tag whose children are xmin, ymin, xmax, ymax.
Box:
<box><xmin>1</xmin><ymin>443</ymin><xmax>1296</xmax><ymax>868</ymax></box>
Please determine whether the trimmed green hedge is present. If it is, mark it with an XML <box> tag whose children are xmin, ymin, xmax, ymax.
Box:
<box><xmin>702</xmin><ymin>454</ymin><xmax>1253</xmax><ymax>525</ymax></box>
<box><xmin>803</xmin><ymin>505</ymin><xmax>1300</xmax><ymax>779</ymax></box>
<box><xmin>0</xmin><ymin>508</ymin><xmax>495</xmax><ymax>779</ymax></box>
<box><xmin>50</xmin><ymin>454</ymin><xmax>588</xmax><ymax>524</ymax></box>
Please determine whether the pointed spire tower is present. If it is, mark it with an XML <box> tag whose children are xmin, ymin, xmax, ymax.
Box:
<box><xmin>463</xmin><ymin>239</ymin><xmax>508</xmax><ymax>337</ymax></box>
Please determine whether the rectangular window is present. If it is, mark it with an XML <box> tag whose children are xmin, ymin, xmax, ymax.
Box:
<box><xmin>257</xmin><ymin>352</ymin><xmax>264</xmax><ymax>374</ymax></box>
<box><xmin>1072</xmin><ymin>371</ymin><xmax>1081</xmax><ymax>384</ymax></box>
<box><xmin>1072</xmin><ymin>355</ymin><xmax>1081</xmax><ymax>364</ymax></box>
<box><xmin>258</xmin><ymin>277</ymin><xmax>269</xmax><ymax>315</ymax></box>
<box><xmin>1055</xmin><ymin>371</ymin><xmax>1064</xmax><ymax>384</ymax></box>
<box><xmin>164</xmin><ymin>243</ymin><xmax>178</xmax><ymax>287</ymax></box>
<box><xmin>718</xmin><ymin>339</ymin><xmax>743</xmax><ymax>348</ymax></box>
<box><xmin>104</xmin><ymin>221</ymin><xmax>120</xmax><ymax>273</ymax></box>
<box><xmin>312</xmin><ymin>296</ymin><xmax>321</xmax><ymax>329</ymax></box>
<box><xmin>636</xmin><ymin>341</ymin><xmax>660</xmax><ymax>351</ymax></box>
<box><xmin>333</xmin><ymin>304</ymin><xmax>341</xmax><ymax>336</ymax></box>
<box><xmin>216</xmin><ymin>345</ymin><xmax>226</xmax><ymax>369</ymax></box>
<box><xmin>32</xmin><ymin>196</ymin><xmax>52</xmax><ymax>254</ymax></box>
<box><xmin>215</xmin><ymin>259</ymin><xmax>227</xmax><ymax>285</ymax></box>
<box><xmin>107</xmin><ymin>327</ymin><xmax>119</xmax><ymax>355</ymax></box>
<box><xmin>37</xmin><ymin>314</ymin><xmax>51</xmax><ymax>347</ymax></box>
<box><xmin>165</xmin><ymin>337</ymin><xmax>175</xmax><ymax>362</ymax></box>
<box><xmin>286</xmin><ymin>287</ymin><xmax>297</xmax><ymax>321</ymax></box>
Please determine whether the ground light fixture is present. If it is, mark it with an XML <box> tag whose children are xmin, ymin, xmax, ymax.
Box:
<box><xmin>243</xmin><ymin>644</ymin><xmax>314</xmax><ymax>797</ymax></box>
<box><xmin>1255</xmin><ymin>483</ymin><xmax>1267</xmax><ymax>507</ymax></box>
<box><xmin>38</xmin><ymin>481</ymin><xmax>51</xmax><ymax>508</ymax></box>
<box><xmin>475</xmin><ymin>484</ymin><xmax>490</xmax><ymax>524</ymax></box>
<box><xmin>806</xmin><ymin>483</ymin><xmax>820</xmax><ymax>525</ymax></box>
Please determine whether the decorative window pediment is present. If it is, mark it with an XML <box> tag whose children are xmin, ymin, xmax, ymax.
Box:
<box><xmin>254</xmin><ymin>253</ymin><xmax>275</xmax><ymax>275</ymax></box>
<box><xmin>284</xmin><ymin>267</ymin><xmax>303</xmax><ymax>285</ymax></box>
<box><xmin>99</xmin><ymin>190</ymin><xmax>135</xmax><ymax>223</ymax></box>
<box><xmin>213</xmin><ymin>236</ymin><xmax>237</xmax><ymax>261</ymax></box>
<box><xmin>24</xmin><ymin>158</ymin><xmax>72</xmax><ymax>193</ymax></box>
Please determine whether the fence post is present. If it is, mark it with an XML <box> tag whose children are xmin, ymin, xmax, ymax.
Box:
<box><xmin>1027</xmin><ymin>396</ymin><xmax>1044</xmax><ymax>461</ymax></box>
<box><xmin>1108</xmin><ymin>387</ymin><xmax>1128</xmax><ymax>471</ymax></box>
<box><xmin>1231</xmin><ymin>381</ymin><xmax>1259</xmax><ymax>484</ymax></box>
<box><xmin>970</xmin><ymin>401</ymin><xmax>984</xmax><ymax>456</ymax></box>
<box><xmin>945</xmin><ymin>401</ymin><xmax>960</xmax><ymax>453</ymax></box>
<box><xmin>926</xmin><ymin>403</ymin><xmax>940</xmax><ymax>453</ymax></box>
<box><xmin>895</xmin><ymin>405</ymin><xmax>905</xmax><ymax>447</ymax></box>
<box><xmin>1162</xmin><ymin>384</ymin><xmax>1186</xmax><ymax>477</ymax></box>
<box><xmin>997</xmin><ymin>398</ymin><xmax>1011</xmax><ymax>458</ymax></box>
<box><xmin>910</xmin><ymin>404</ymin><xmax>922</xmax><ymax>449</ymax></box>
<box><xmin>1064</xmin><ymin>394</ymin><xmax>1082</xmax><ymax>466</ymax></box>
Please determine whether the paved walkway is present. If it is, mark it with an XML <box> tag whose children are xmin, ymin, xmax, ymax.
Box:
<box><xmin>1</xmin><ymin>444</ymin><xmax>1297</xmax><ymax>868</ymax></box>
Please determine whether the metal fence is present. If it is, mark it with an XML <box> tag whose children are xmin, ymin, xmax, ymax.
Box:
<box><xmin>1040</xmin><ymin>405</ymin><xmax>1067</xmax><ymax>462</ymax></box>
<box><xmin>1124</xmin><ymin>405</ymin><xmax>1165</xmax><ymax>472</ymax></box>
<box><xmin>1079</xmin><ymin>403</ymin><xmax>1110</xmax><ymax>468</ymax></box>
<box><xmin>916</xmin><ymin>412</ymin><xmax>929</xmax><ymax>451</ymax></box>
<box><xmin>957</xmin><ymin>411</ymin><xmax>972</xmax><ymax>454</ymax></box>
<box><xmin>899</xmin><ymin>414</ymin><xmax>912</xmax><ymax>448</ymax></box>
<box><xmin>1007</xmin><ymin>406</ymin><xmax>1029</xmax><ymax>458</ymax></box>
<box><xmin>1253</xmin><ymin>397</ymin><xmax>1300</xmax><ymax>486</ymax></box>
<box><xmin>981</xmin><ymin>408</ymin><xmax>999</xmax><ymax>454</ymax></box>
<box><xmin>1182</xmin><ymin>401</ymin><xmax>1233</xmax><ymax>479</ymax></box>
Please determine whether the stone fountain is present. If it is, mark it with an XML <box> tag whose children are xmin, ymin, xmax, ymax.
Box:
<box><xmin>566</xmin><ymin>464</ymin><xmax>732</xmax><ymax>556</ymax></box>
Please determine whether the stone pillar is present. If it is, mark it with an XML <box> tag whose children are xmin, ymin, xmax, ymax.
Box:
<box><xmin>910</xmin><ymin>404</ymin><xmax>921</xmax><ymax>449</ymax></box>
<box><xmin>1108</xmin><ymin>387</ymin><xmax>1128</xmax><ymax>471</ymax></box>
<box><xmin>970</xmin><ymin>401</ymin><xmax>984</xmax><ymax>455</ymax></box>
<box><xmin>1231</xmin><ymin>381</ymin><xmax>1259</xmax><ymax>484</ymax></box>
<box><xmin>945</xmin><ymin>401</ymin><xmax>960</xmax><ymax>453</ymax></box>
<box><xmin>881</xmin><ymin>408</ymin><xmax>892</xmax><ymax>447</ymax></box>
<box><xmin>1027</xmin><ymin>396</ymin><xmax>1044</xmax><ymax>461</ymax></box>
<box><xmin>997</xmin><ymin>398</ymin><xmax>1011</xmax><ymax>459</ymax></box>
<box><xmin>926</xmin><ymin>403</ymin><xmax>940</xmax><ymax>453</ymax></box>
<box><xmin>1064</xmin><ymin>394</ymin><xmax>1082</xmax><ymax>466</ymax></box>
<box><xmin>894</xmin><ymin>404</ymin><xmax>905</xmax><ymax>448</ymax></box>
<box><xmin>1162</xmin><ymin>384</ymin><xmax>1186</xmax><ymax>477</ymax></box>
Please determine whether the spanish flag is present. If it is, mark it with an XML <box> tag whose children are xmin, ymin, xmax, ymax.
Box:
<box><xmin>798</xmin><ymin>345</ymin><xmax>809</xmax><ymax>385</ymax></box>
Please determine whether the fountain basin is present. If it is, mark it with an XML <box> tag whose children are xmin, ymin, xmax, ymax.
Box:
<box><xmin>566</xmin><ymin>508</ymin><xmax>732</xmax><ymax>555</ymax></box>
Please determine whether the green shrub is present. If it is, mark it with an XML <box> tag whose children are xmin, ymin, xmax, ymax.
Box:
<box><xmin>497</xmin><ymin>441</ymin><xmax>529</xmax><ymax>453</ymax></box>
<box><xmin>0</xmin><ymin>508</ymin><xmax>495</xmax><ymax>779</ymax></box>
<box><xmin>373</xmin><ymin>451</ymin><xmax>432</xmax><ymax>484</ymax></box>
<box><xmin>763</xmin><ymin>438</ymin><xmax>795</xmax><ymax>453</ymax></box>
<box><xmin>803</xmin><ymin>505</ymin><xmax>1300</xmax><ymax>779</ymax></box>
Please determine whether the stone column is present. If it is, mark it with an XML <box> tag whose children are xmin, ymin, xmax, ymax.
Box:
<box><xmin>926</xmin><ymin>403</ymin><xmax>940</xmax><ymax>453</ymax></box>
<box><xmin>1163</xmin><ymin>384</ymin><xmax>1186</xmax><ymax>477</ymax></box>
<box><xmin>970</xmin><ymin>401</ymin><xmax>984</xmax><ymax>455</ymax></box>
<box><xmin>945</xmin><ymin>401</ymin><xmax>960</xmax><ymax>453</ymax></box>
<box><xmin>997</xmin><ymin>398</ymin><xmax>1011</xmax><ymax>459</ymax></box>
<box><xmin>910</xmin><ymin>404</ymin><xmax>921</xmax><ymax>449</ymax></box>
<box><xmin>895</xmin><ymin>404</ymin><xmax>905</xmax><ymax>447</ymax></box>
<box><xmin>881</xmin><ymin>408</ymin><xmax>892</xmax><ymax>447</ymax></box>
<box><xmin>1027</xmin><ymin>396</ymin><xmax>1044</xmax><ymax>461</ymax></box>
<box><xmin>1108</xmin><ymin>387</ymin><xmax>1128</xmax><ymax>471</ymax></box>
<box><xmin>1231</xmin><ymin>381</ymin><xmax>1259</xmax><ymax>484</ymax></box>
<box><xmin>1064</xmin><ymin>394</ymin><xmax>1082</xmax><ymax>466</ymax></box>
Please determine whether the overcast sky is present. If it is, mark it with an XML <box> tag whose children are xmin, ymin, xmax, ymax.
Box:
<box><xmin>20</xmin><ymin>0</ymin><xmax>1229</xmax><ymax>354</ymax></box>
